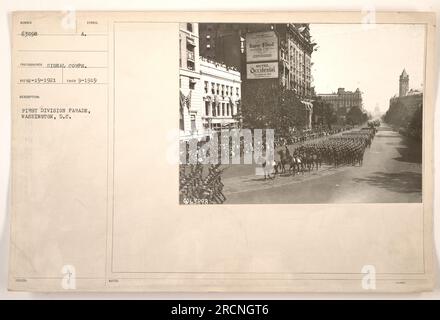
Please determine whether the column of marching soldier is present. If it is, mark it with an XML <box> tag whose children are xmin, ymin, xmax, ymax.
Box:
<box><xmin>179</xmin><ymin>125</ymin><xmax>378</xmax><ymax>203</ymax></box>
<box><xmin>272</xmin><ymin>127</ymin><xmax>376</xmax><ymax>178</ymax></box>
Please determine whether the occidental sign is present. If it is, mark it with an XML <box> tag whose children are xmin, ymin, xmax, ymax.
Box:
<box><xmin>246</xmin><ymin>62</ymin><xmax>278</xmax><ymax>79</ymax></box>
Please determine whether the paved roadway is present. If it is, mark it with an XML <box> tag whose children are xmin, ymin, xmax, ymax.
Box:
<box><xmin>222</xmin><ymin>124</ymin><xmax>422</xmax><ymax>204</ymax></box>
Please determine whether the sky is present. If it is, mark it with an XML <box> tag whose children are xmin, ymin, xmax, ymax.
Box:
<box><xmin>309</xmin><ymin>23</ymin><xmax>425</xmax><ymax>113</ymax></box>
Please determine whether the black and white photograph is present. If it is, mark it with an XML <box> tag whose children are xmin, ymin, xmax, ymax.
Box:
<box><xmin>3</xmin><ymin>8</ymin><xmax>437</xmax><ymax>296</ymax></box>
<box><xmin>179</xmin><ymin>22</ymin><xmax>424</xmax><ymax>204</ymax></box>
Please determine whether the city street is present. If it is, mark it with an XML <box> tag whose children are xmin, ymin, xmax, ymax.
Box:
<box><xmin>223</xmin><ymin>124</ymin><xmax>422</xmax><ymax>203</ymax></box>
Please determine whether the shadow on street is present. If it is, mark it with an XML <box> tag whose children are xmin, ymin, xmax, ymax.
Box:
<box><xmin>393</xmin><ymin>137</ymin><xmax>422</xmax><ymax>164</ymax></box>
<box><xmin>353</xmin><ymin>171</ymin><xmax>422</xmax><ymax>194</ymax></box>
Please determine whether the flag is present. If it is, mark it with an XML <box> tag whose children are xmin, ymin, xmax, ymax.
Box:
<box><xmin>185</xmin><ymin>90</ymin><xmax>192</xmax><ymax>110</ymax></box>
<box><xmin>180</xmin><ymin>90</ymin><xmax>185</xmax><ymax>114</ymax></box>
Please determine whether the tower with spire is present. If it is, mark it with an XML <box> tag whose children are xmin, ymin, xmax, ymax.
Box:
<box><xmin>399</xmin><ymin>69</ymin><xmax>409</xmax><ymax>97</ymax></box>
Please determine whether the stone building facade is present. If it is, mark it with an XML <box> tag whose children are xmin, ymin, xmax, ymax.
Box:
<box><xmin>179</xmin><ymin>23</ymin><xmax>243</xmax><ymax>141</ymax></box>
<box><xmin>399</xmin><ymin>69</ymin><xmax>409</xmax><ymax>97</ymax></box>
<box><xmin>390</xmin><ymin>69</ymin><xmax>423</xmax><ymax>112</ymax></box>
<box><xmin>317</xmin><ymin>88</ymin><xmax>363</xmax><ymax>122</ymax></box>
<box><xmin>200</xmin><ymin>57</ymin><xmax>241</xmax><ymax>132</ymax></box>
<box><xmin>179</xmin><ymin>23</ymin><xmax>205</xmax><ymax>141</ymax></box>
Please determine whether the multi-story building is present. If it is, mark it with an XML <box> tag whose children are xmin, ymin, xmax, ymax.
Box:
<box><xmin>276</xmin><ymin>24</ymin><xmax>314</xmax><ymax>99</ymax></box>
<box><xmin>390</xmin><ymin>69</ymin><xmax>423</xmax><ymax>111</ymax></box>
<box><xmin>317</xmin><ymin>88</ymin><xmax>363</xmax><ymax>122</ymax></box>
<box><xmin>199</xmin><ymin>23</ymin><xmax>316</xmax><ymax>129</ymax></box>
<box><xmin>200</xmin><ymin>57</ymin><xmax>241</xmax><ymax>132</ymax></box>
<box><xmin>199</xmin><ymin>23</ymin><xmax>243</xmax><ymax>70</ymax></box>
<box><xmin>399</xmin><ymin>69</ymin><xmax>409</xmax><ymax>97</ymax></box>
<box><xmin>179</xmin><ymin>23</ymin><xmax>205</xmax><ymax>141</ymax></box>
<box><xmin>179</xmin><ymin>23</ymin><xmax>243</xmax><ymax>140</ymax></box>
<box><xmin>385</xmin><ymin>70</ymin><xmax>423</xmax><ymax>139</ymax></box>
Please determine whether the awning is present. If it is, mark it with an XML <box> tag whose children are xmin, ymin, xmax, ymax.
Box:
<box><xmin>186</xmin><ymin>37</ymin><xmax>196</xmax><ymax>46</ymax></box>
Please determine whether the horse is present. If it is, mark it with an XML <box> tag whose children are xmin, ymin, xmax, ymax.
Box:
<box><xmin>287</xmin><ymin>154</ymin><xmax>297</xmax><ymax>175</ymax></box>
<box><xmin>277</xmin><ymin>150</ymin><xmax>287</xmax><ymax>174</ymax></box>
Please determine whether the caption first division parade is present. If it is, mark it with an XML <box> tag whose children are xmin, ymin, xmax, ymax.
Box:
<box><xmin>179</xmin><ymin>23</ymin><xmax>423</xmax><ymax>205</ymax></box>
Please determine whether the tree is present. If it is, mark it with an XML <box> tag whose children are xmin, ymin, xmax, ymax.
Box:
<box><xmin>346</xmin><ymin>106</ymin><xmax>367</xmax><ymax>125</ymax></box>
<box><xmin>236</xmin><ymin>83</ymin><xmax>308</xmax><ymax>136</ymax></box>
<box><xmin>383</xmin><ymin>99</ymin><xmax>422</xmax><ymax>140</ymax></box>
<box><xmin>312</xmin><ymin>97</ymin><xmax>337</xmax><ymax>129</ymax></box>
<box><xmin>407</xmin><ymin>104</ymin><xmax>422</xmax><ymax>141</ymax></box>
<box><xmin>383</xmin><ymin>100</ymin><xmax>412</xmax><ymax>128</ymax></box>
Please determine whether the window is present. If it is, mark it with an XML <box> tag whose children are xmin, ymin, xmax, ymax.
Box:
<box><xmin>204</xmin><ymin>81</ymin><xmax>208</xmax><ymax>93</ymax></box>
<box><xmin>179</xmin><ymin>39</ymin><xmax>182</xmax><ymax>68</ymax></box>
<box><xmin>212</xmin><ymin>104</ymin><xmax>216</xmax><ymax>117</ymax></box>
<box><xmin>187</xmin><ymin>61</ymin><xmax>195</xmax><ymax>71</ymax></box>
<box><xmin>236</xmin><ymin>87</ymin><xmax>239</xmax><ymax>96</ymax></box>
<box><xmin>186</xmin><ymin>43</ymin><xmax>195</xmax><ymax>62</ymax></box>
<box><xmin>187</xmin><ymin>50</ymin><xmax>195</xmax><ymax>60</ymax></box>
<box><xmin>205</xmin><ymin>101</ymin><xmax>209</xmax><ymax>116</ymax></box>
<box><xmin>225</xmin><ymin>86</ymin><xmax>229</xmax><ymax>96</ymax></box>
<box><xmin>186</xmin><ymin>23</ymin><xmax>193</xmax><ymax>32</ymax></box>
<box><xmin>221</xmin><ymin>85</ymin><xmax>225</xmax><ymax>96</ymax></box>
<box><xmin>222</xmin><ymin>103</ymin><xmax>225</xmax><ymax>116</ymax></box>
<box><xmin>211</xmin><ymin>82</ymin><xmax>215</xmax><ymax>94</ymax></box>
<box><xmin>189</xmin><ymin>78</ymin><xmax>195</xmax><ymax>90</ymax></box>
<box><xmin>226</xmin><ymin>103</ymin><xmax>230</xmax><ymax>116</ymax></box>
<box><xmin>216</xmin><ymin>84</ymin><xmax>220</xmax><ymax>95</ymax></box>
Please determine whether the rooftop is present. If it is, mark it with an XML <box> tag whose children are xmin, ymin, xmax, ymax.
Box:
<box><xmin>199</xmin><ymin>56</ymin><xmax>240</xmax><ymax>73</ymax></box>
<box><xmin>400</xmin><ymin>69</ymin><xmax>409</xmax><ymax>78</ymax></box>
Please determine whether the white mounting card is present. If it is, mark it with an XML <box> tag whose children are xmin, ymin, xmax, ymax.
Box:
<box><xmin>8</xmin><ymin>11</ymin><xmax>436</xmax><ymax>292</ymax></box>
